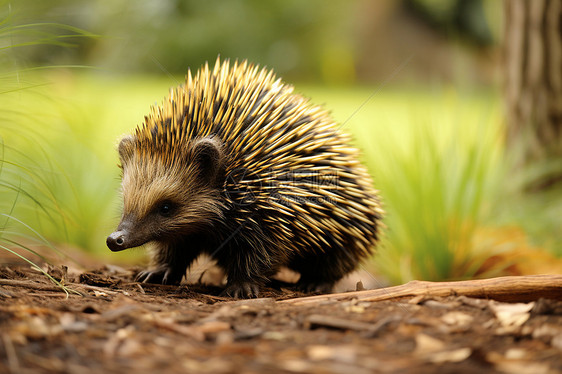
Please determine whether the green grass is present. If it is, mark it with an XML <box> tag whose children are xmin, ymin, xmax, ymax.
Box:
<box><xmin>0</xmin><ymin>73</ymin><xmax>163</xmax><ymax>255</ymax></box>
<box><xmin>1</xmin><ymin>71</ymin><xmax>560</xmax><ymax>283</ymax></box>
<box><xmin>0</xmin><ymin>2</ymin><xmax>104</xmax><ymax>288</ymax></box>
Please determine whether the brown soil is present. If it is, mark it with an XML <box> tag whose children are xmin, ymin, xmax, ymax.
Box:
<box><xmin>1</xmin><ymin>264</ymin><xmax>561</xmax><ymax>374</ymax></box>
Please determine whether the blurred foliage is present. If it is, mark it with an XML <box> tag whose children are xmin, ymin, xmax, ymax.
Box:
<box><xmin>405</xmin><ymin>0</ymin><xmax>495</xmax><ymax>46</ymax></box>
<box><xmin>8</xmin><ymin>0</ymin><xmax>500</xmax><ymax>83</ymax></box>
<box><xmin>9</xmin><ymin>0</ymin><xmax>356</xmax><ymax>80</ymax></box>
<box><xmin>0</xmin><ymin>0</ymin><xmax>96</xmax><ymax>271</ymax></box>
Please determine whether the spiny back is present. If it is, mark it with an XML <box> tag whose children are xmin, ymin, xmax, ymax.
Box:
<box><xmin>136</xmin><ymin>59</ymin><xmax>341</xmax><ymax>166</ymax></box>
<box><xmin>133</xmin><ymin>58</ymin><xmax>382</xmax><ymax>259</ymax></box>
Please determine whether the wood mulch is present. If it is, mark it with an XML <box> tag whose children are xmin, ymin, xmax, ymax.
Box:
<box><xmin>0</xmin><ymin>264</ymin><xmax>561</xmax><ymax>374</ymax></box>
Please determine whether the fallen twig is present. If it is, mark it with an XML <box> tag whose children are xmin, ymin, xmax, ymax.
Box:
<box><xmin>306</xmin><ymin>314</ymin><xmax>374</xmax><ymax>331</ymax></box>
<box><xmin>305</xmin><ymin>314</ymin><xmax>401</xmax><ymax>338</ymax></box>
<box><xmin>280</xmin><ymin>274</ymin><xmax>562</xmax><ymax>305</ymax></box>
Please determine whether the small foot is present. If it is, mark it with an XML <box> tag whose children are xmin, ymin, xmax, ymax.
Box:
<box><xmin>135</xmin><ymin>267</ymin><xmax>183</xmax><ymax>285</ymax></box>
<box><xmin>220</xmin><ymin>281</ymin><xmax>260</xmax><ymax>298</ymax></box>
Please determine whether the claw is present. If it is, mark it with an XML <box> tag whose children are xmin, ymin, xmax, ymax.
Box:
<box><xmin>220</xmin><ymin>281</ymin><xmax>260</xmax><ymax>298</ymax></box>
<box><xmin>135</xmin><ymin>267</ymin><xmax>182</xmax><ymax>285</ymax></box>
<box><xmin>162</xmin><ymin>269</ymin><xmax>181</xmax><ymax>285</ymax></box>
<box><xmin>142</xmin><ymin>270</ymin><xmax>162</xmax><ymax>284</ymax></box>
<box><xmin>135</xmin><ymin>270</ymin><xmax>151</xmax><ymax>283</ymax></box>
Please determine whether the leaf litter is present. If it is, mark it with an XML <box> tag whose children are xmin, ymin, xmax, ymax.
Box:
<box><xmin>0</xmin><ymin>264</ymin><xmax>561</xmax><ymax>373</ymax></box>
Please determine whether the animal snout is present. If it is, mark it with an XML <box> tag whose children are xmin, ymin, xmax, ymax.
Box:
<box><xmin>106</xmin><ymin>231</ymin><xmax>127</xmax><ymax>251</ymax></box>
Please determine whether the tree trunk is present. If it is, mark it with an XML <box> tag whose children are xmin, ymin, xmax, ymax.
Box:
<box><xmin>504</xmin><ymin>0</ymin><xmax>562</xmax><ymax>188</ymax></box>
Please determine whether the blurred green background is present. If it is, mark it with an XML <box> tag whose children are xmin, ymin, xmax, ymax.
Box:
<box><xmin>1</xmin><ymin>0</ymin><xmax>560</xmax><ymax>284</ymax></box>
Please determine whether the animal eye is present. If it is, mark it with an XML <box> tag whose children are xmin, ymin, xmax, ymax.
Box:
<box><xmin>158</xmin><ymin>201</ymin><xmax>174</xmax><ymax>217</ymax></box>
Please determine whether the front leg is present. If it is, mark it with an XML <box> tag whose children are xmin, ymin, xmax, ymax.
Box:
<box><xmin>221</xmin><ymin>276</ymin><xmax>261</xmax><ymax>298</ymax></box>
<box><xmin>214</xmin><ymin>245</ymin><xmax>278</xmax><ymax>299</ymax></box>
<box><xmin>136</xmin><ymin>240</ymin><xmax>200</xmax><ymax>285</ymax></box>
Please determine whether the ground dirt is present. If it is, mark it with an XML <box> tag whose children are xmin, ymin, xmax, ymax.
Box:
<box><xmin>0</xmin><ymin>264</ymin><xmax>561</xmax><ymax>374</ymax></box>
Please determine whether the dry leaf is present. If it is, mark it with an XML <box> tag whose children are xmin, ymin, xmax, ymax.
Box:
<box><xmin>408</xmin><ymin>295</ymin><xmax>426</xmax><ymax>305</ymax></box>
<box><xmin>153</xmin><ymin>319</ymin><xmax>205</xmax><ymax>341</ymax></box>
<box><xmin>424</xmin><ymin>300</ymin><xmax>458</xmax><ymax>309</ymax></box>
<box><xmin>344</xmin><ymin>305</ymin><xmax>365</xmax><ymax>313</ymax></box>
<box><xmin>532</xmin><ymin>324</ymin><xmax>562</xmax><ymax>340</ymax></box>
<box><xmin>104</xmin><ymin>325</ymin><xmax>137</xmax><ymax>357</ymax></box>
<box><xmin>429</xmin><ymin>347</ymin><xmax>472</xmax><ymax>364</ymax></box>
<box><xmin>495</xmin><ymin>361</ymin><xmax>550</xmax><ymax>374</ymax></box>
<box><xmin>487</xmin><ymin>350</ymin><xmax>551</xmax><ymax>374</ymax></box>
<box><xmin>307</xmin><ymin>345</ymin><xmax>356</xmax><ymax>363</ymax></box>
<box><xmin>13</xmin><ymin>316</ymin><xmax>61</xmax><ymax>339</ymax></box>
<box><xmin>489</xmin><ymin>301</ymin><xmax>534</xmax><ymax>327</ymax></box>
<box><xmin>551</xmin><ymin>334</ymin><xmax>562</xmax><ymax>350</ymax></box>
<box><xmin>441</xmin><ymin>311</ymin><xmax>474</xmax><ymax>328</ymax></box>
<box><xmin>414</xmin><ymin>333</ymin><xmax>445</xmax><ymax>354</ymax></box>
<box><xmin>197</xmin><ymin>320</ymin><xmax>231</xmax><ymax>334</ymax></box>
<box><xmin>415</xmin><ymin>333</ymin><xmax>471</xmax><ymax>363</ymax></box>
<box><xmin>504</xmin><ymin>348</ymin><xmax>528</xmax><ymax>360</ymax></box>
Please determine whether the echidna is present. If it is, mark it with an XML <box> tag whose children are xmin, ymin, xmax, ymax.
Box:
<box><xmin>107</xmin><ymin>58</ymin><xmax>383</xmax><ymax>298</ymax></box>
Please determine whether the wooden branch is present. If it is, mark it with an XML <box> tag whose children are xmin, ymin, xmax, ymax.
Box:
<box><xmin>279</xmin><ymin>275</ymin><xmax>562</xmax><ymax>305</ymax></box>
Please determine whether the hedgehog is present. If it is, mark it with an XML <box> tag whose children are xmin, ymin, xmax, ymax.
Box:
<box><xmin>106</xmin><ymin>58</ymin><xmax>383</xmax><ymax>298</ymax></box>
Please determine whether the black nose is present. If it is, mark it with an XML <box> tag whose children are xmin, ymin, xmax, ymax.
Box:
<box><xmin>107</xmin><ymin>231</ymin><xmax>127</xmax><ymax>251</ymax></box>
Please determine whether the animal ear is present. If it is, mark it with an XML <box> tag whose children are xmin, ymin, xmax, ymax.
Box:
<box><xmin>192</xmin><ymin>136</ymin><xmax>224</xmax><ymax>184</ymax></box>
<box><xmin>118</xmin><ymin>135</ymin><xmax>135</xmax><ymax>166</ymax></box>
